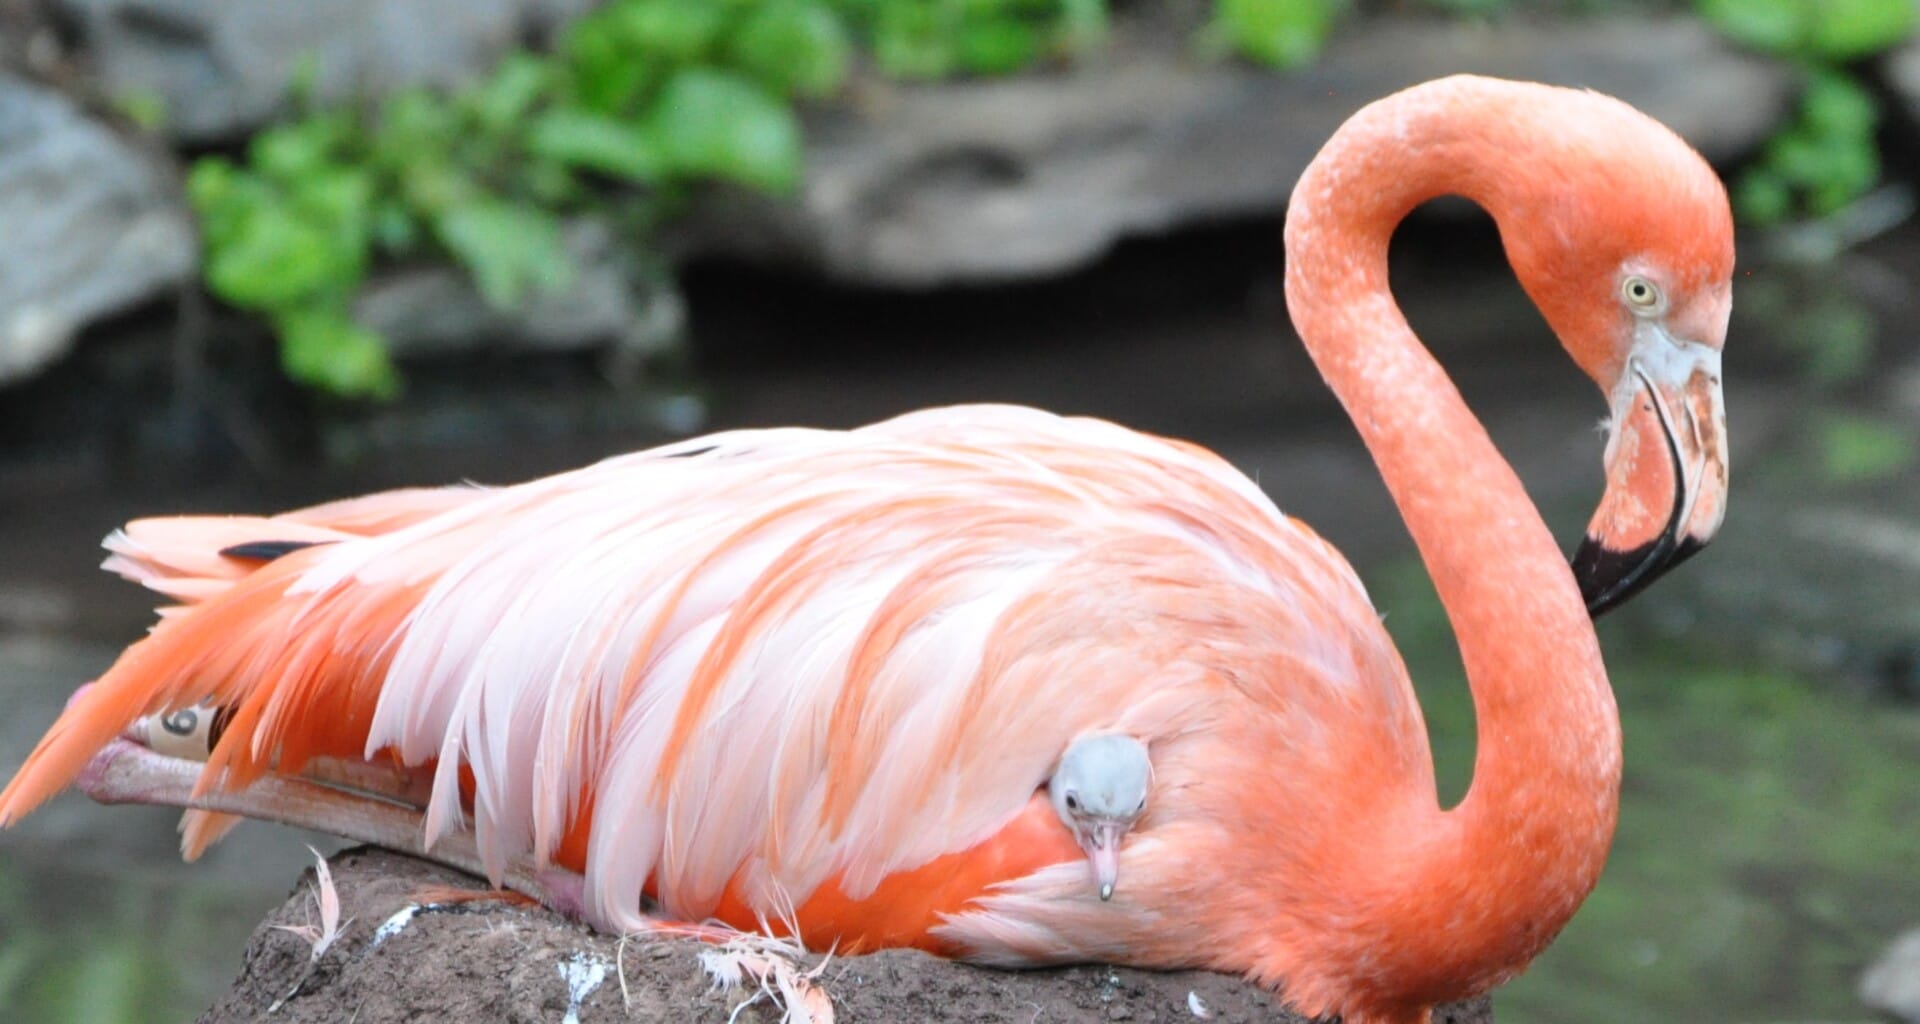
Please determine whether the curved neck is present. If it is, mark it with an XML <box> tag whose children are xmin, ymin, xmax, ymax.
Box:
<box><xmin>1282</xmin><ymin>80</ymin><xmax>1621</xmax><ymax>1003</ymax></box>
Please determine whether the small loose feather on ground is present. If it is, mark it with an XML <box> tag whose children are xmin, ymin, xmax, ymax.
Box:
<box><xmin>698</xmin><ymin>931</ymin><xmax>836</xmax><ymax>1024</ymax></box>
<box><xmin>267</xmin><ymin>846</ymin><xmax>348</xmax><ymax>1011</ymax></box>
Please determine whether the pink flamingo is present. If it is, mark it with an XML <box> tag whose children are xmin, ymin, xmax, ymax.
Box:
<box><xmin>0</xmin><ymin>74</ymin><xmax>1732</xmax><ymax>1024</ymax></box>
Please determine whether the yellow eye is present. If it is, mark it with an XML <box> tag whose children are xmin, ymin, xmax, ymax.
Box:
<box><xmin>1621</xmin><ymin>275</ymin><xmax>1662</xmax><ymax>311</ymax></box>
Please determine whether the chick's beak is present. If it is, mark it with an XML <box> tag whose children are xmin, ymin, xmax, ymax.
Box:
<box><xmin>1085</xmin><ymin>821</ymin><xmax>1126</xmax><ymax>901</ymax></box>
<box><xmin>1574</xmin><ymin>327</ymin><xmax>1727</xmax><ymax>617</ymax></box>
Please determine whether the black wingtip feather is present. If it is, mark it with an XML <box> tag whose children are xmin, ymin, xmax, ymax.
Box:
<box><xmin>218</xmin><ymin>540</ymin><xmax>330</xmax><ymax>562</ymax></box>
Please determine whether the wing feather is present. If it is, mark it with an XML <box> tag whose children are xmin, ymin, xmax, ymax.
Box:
<box><xmin>1</xmin><ymin>404</ymin><xmax>1389</xmax><ymax>941</ymax></box>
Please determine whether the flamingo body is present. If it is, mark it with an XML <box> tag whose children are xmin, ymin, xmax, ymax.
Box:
<box><xmin>0</xmin><ymin>75</ymin><xmax>1737</xmax><ymax>1024</ymax></box>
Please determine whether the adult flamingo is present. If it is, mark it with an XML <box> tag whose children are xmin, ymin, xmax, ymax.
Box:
<box><xmin>0</xmin><ymin>75</ymin><xmax>1732</xmax><ymax>1024</ymax></box>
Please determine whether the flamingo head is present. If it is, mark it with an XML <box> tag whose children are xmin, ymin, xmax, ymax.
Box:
<box><xmin>1049</xmin><ymin>733</ymin><xmax>1151</xmax><ymax>901</ymax></box>
<box><xmin>1492</xmin><ymin>92</ymin><xmax>1736</xmax><ymax>617</ymax></box>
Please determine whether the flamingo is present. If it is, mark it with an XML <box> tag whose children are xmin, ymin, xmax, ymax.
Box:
<box><xmin>0</xmin><ymin>74</ymin><xmax>1732</xmax><ymax>1024</ymax></box>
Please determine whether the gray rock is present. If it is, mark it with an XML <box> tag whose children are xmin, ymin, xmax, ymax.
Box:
<box><xmin>55</xmin><ymin>0</ymin><xmax>597</xmax><ymax>143</ymax></box>
<box><xmin>1863</xmin><ymin>928</ymin><xmax>1920</xmax><ymax>1024</ymax></box>
<box><xmin>351</xmin><ymin>218</ymin><xmax>682</xmax><ymax>364</ymax></box>
<box><xmin>1886</xmin><ymin>34</ymin><xmax>1920</xmax><ymax>128</ymax></box>
<box><xmin>681</xmin><ymin>16</ymin><xmax>1789</xmax><ymax>286</ymax></box>
<box><xmin>0</xmin><ymin>71</ymin><xmax>195</xmax><ymax>385</ymax></box>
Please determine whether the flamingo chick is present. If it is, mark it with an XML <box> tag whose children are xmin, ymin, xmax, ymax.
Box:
<box><xmin>1049</xmin><ymin>734</ymin><xmax>1151</xmax><ymax>900</ymax></box>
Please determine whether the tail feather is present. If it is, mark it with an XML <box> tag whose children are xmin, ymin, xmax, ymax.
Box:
<box><xmin>99</xmin><ymin>485</ymin><xmax>483</xmax><ymax>610</ymax></box>
<box><xmin>282</xmin><ymin>486</ymin><xmax>487</xmax><ymax>535</ymax></box>
<box><xmin>0</xmin><ymin>487</ymin><xmax>480</xmax><ymax>831</ymax></box>
<box><xmin>102</xmin><ymin>517</ymin><xmax>351</xmax><ymax>603</ymax></box>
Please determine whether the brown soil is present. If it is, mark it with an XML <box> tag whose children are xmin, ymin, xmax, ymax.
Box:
<box><xmin>200</xmin><ymin>848</ymin><xmax>1495</xmax><ymax>1024</ymax></box>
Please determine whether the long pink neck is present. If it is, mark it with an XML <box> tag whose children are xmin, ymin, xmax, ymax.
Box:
<box><xmin>1283</xmin><ymin>79</ymin><xmax>1622</xmax><ymax>1004</ymax></box>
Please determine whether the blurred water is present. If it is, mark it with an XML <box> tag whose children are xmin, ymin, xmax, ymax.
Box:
<box><xmin>0</xmin><ymin>218</ymin><xmax>1915</xmax><ymax>1022</ymax></box>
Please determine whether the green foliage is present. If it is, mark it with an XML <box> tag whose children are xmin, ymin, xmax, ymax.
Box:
<box><xmin>729</xmin><ymin>2</ymin><xmax>856</xmax><ymax>97</ymax></box>
<box><xmin>1815</xmin><ymin>413</ymin><xmax>1917</xmax><ymax>485</ymax></box>
<box><xmin>1207</xmin><ymin>0</ymin><xmax>1347</xmax><ymax>69</ymax></box>
<box><xmin>1732</xmin><ymin>69</ymin><xmax>1883</xmax><ymax>227</ymax></box>
<box><xmin>1698</xmin><ymin>0</ymin><xmax>1916</xmax><ymax>61</ymax></box>
<box><xmin>188</xmin><ymin>0</ymin><xmax>847</xmax><ymax>399</ymax></box>
<box><xmin>835</xmin><ymin>0</ymin><xmax>1106</xmax><ymax>78</ymax></box>
<box><xmin>191</xmin><ymin>0</ymin><xmax>1121</xmax><ymax>399</ymax></box>
<box><xmin>1698</xmin><ymin>0</ymin><xmax>1915</xmax><ymax>231</ymax></box>
<box><xmin>1418</xmin><ymin>0</ymin><xmax>1507</xmax><ymax>16</ymax></box>
<box><xmin>649</xmin><ymin>68</ymin><xmax>806</xmax><ymax>192</ymax></box>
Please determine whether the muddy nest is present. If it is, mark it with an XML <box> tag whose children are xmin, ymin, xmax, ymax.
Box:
<box><xmin>202</xmin><ymin>848</ymin><xmax>1495</xmax><ymax>1023</ymax></box>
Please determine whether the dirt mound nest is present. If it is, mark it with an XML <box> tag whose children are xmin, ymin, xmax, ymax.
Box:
<box><xmin>202</xmin><ymin>848</ymin><xmax>1496</xmax><ymax>1023</ymax></box>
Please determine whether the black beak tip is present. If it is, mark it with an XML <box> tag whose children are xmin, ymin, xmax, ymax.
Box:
<box><xmin>1571</xmin><ymin>534</ymin><xmax>1710</xmax><ymax>619</ymax></box>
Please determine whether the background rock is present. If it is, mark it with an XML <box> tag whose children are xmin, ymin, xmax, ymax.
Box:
<box><xmin>677</xmin><ymin>16</ymin><xmax>1790</xmax><ymax>286</ymax></box>
<box><xmin>1887</xmin><ymin>33</ymin><xmax>1920</xmax><ymax>127</ymax></box>
<box><xmin>55</xmin><ymin>0</ymin><xmax>597</xmax><ymax>143</ymax></box>
<box><xmin>352</xmin><ymin>219</ymin><xmax>683</xmax><ymax>364</ymax></box>
<box><xmin>2</xmin><ymin>7</ymin><xmax>1795</xmax><ymax>381</ymax></box>
<box><xmin>207</xmin><ymin>848</ymin><xmax>1496</xmax><ymax>1024</ymax></box>
<box><xmin>0</xmin><ymin>70</ymin><xmax>194</xmax><ymax>386</ymax></box>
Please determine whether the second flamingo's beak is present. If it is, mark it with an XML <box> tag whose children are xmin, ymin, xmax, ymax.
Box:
<box><xmin>1573</xmin><ymin>328</ymin><xmax>1727</xmax><ymax>617</ymax></box>
<box><xmin>1085</xmin><ymin>821</ymin><xmax>1125</xmax><ymax>901</ymax></box>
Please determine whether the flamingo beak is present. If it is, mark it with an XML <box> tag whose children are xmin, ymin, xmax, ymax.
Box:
<box><xmin>1084</xmin><ymin>821</ymin><xmax>1125</xmax><ymax>901</ymax></box>
<box><xmin>1573</xmin><ymin>326</ymin><xmax>1727</xmax><ymax>617</ymax></box>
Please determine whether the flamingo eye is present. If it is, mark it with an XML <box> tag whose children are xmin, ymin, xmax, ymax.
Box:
<box><xmin>1621</xmin><ymin>276</ymin><xmax>1663</xmax><ymax>313</ymax></box>
<box><xmin>1065</xmin><ymin>793</ymin><xmax>1080</xmax><ymax>812</ymax></box>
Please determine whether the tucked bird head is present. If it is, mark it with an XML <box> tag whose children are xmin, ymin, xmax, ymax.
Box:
<box><xmin>1049</xmin><ymin>733</ymin><xmax>1151</xmax><ymax>901</ymax></box>
<box><xmin>1476</xmin><ymin>83</ymin><xmax>1736</xmax><ymax>617</ymax></box>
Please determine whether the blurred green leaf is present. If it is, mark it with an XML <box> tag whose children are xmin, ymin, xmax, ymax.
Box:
<box><xmin>1697</xmin><ymin>0</ymin><xmax>1803</xmax><ymax>54</ymax></box>
<box><xmin>471</xmin><ymin>53</ymin><xmax>551</xmax><ymax>135</ymax></box>
<box><xmin>373</xmin><ymin>90</ymin><xmax>459</xmax><ymax>173</ymax></box>
<box><xmin>557</xmin><ymin>19</ymin><xmax>654</xmax><ymax>113</ymax></box>
<box><xmin>249</xmin><ymin>114</ymin><xmax>352</xmax><ymax>183</ymax></box>
<box><xmin>1800</xmin><ymin>69</ymin><xmax>1878</xmax><ymax>140</ymax></box>
<box><xmin>1817</xmin><ymin>414</ymin><xmax>1916</xmax><ymax>484</ymax></box>
<box><xmin>1806</xmin><ymin>139</ymin><xmax>1877</xmax><ymax>216</ymax></box>
<box><xmin>868</xmin><ymin>3</ymin><xmax>957</xmax><ymax>78</ymax></box>
<box><xmin>1765</xmin><ymin>127</ymin><xmax>1835</xmax><ymax>188</ymax></box>
<box><xmin>526</xmin><ymin>107</ymin><xmax>664</xmax><ymax>182</ymax></box>
<box><xmin>1745</xmin><ymin>70</ymin><xmax>1883</xmax><ymax>224</ymax></box>
<box><xmin>434</xmin><ymin>198</ymin><xmax>572</xmax><ymax>308</ymax></box>
<box><xmin>278</xmin><ymin>307</ymin><xmax>400</xmax><ymax>400</ymax></box>
<box><xmin>649</xmin><ymin>68</ymin><xmax>803</xmax><ymax>192</ymax></box>
<box><xmin>1733</xmin><ymin>169</ymin><xmax>1792</xmax><ymax>227</ymax></box>
<box><xmin>1422</xmin><ymin>0</ymin><xmax>1508</xmax><ymax>16</ymax></box>
<box><xmin>1805</xmin><ymin>0</ymin><xmax>1917</xmax><ymax>60</ymax></box>
<box><xmin>396</xmin><ymin>155</ymin><xmax>478</xmax><ymax>217</ymax></box>
<box><xmin>286</xmin><ymin>51</ymin><xmax>324</xmax><ymax>111</ymax></box>
<box><xmin>607</xmin><ymin>0</ymin><xmax>728</xmax><ymax>62</ymax></box>
<box><xmin>727</xmin><ymin>0</ymin><xmax>854</xmax><ymax>98</ymax></box>
<box><xmin>957</xmin><ymin>19</ymin><xmax>1043</xmax><ymax>75</ymax></box>
<box><xmin>1212</xmin><ymin>0</ymin><xmax>1344</xmax><ymax>69</ymax></box>
<box><xmin>1699</xmin><ymin>0</ymin><xmax>1916</xmax><ymax>60</ymax></box>
<box><xmin>1055</xmin><ymin>0</ymin><xmax>1110</xmax><ymax>54</ymax></box>
<box><xmin>202</xmin><ymin>200</ymin><xmax>353</xmax><ymax>309</ymax></box>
